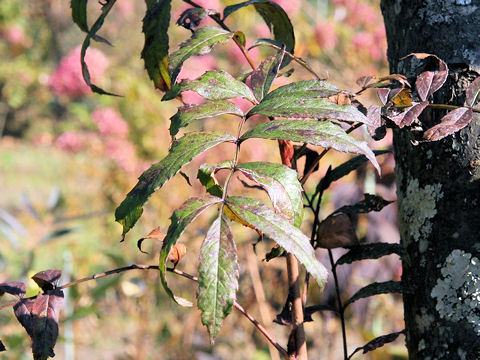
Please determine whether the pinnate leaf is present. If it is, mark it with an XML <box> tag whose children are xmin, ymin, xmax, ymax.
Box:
<box><xmin>251</xmin><ymin>48</ymin><xmax>285</xmax><ymax>102</ymax></box>
<box><xmin>163</xmin><ymin>70</ymin><xmax>256</xmax><ymax>102</ymax></box>
<box><xmin>466</xmin><ymin>76</ymin><xmax>480</xmax><ymax>107</ymax></box>
<box><xmin>197</xmin><ymin>215</ymin><xmax>239</xmax><ymax>342</ymax></box>
<box><xmin>197</xmin><ymin>162</ymin><xmax>232</xmax><ymax>197</ymax></box>
<box><xmin>159</xmin><ymin>196</ymin><xmax>222</xmax><ymax>306</ymax></box>
<box><xmin>240</xmin><ymin>120</ymin><xmax>380</xmax><ymax>173</ymax></box>
<box><xmin>115</xmin><ymin>132</ymin><xmax>236</xmax><ymax>238</ymax></box>
<box><xmin>170</xmin><ymin>101</ymin><xmax>243</xmax><ymax>136</ymax></box>
<box><xmin>142</xmin><ymin>0</ymin><xmax>172</xmax><ymax>91</ymax></box>
<box><xmin>423</xmin><ymin>107</ymin><xmax>473</xmax><ymax>141</ymax></box>
<box><xmin>225</xmin><ymin>196</ymin><xmax>328</xmax><ymax>289</ymax></box>
<box><xmin>344</xmin><ymin>280</ymin><xmax>402</xmax><ymax>308</ymax></box>
<box><xmin>236</xmin><ymin>162</ymin><xmax>303</xmax><ymax>226</ymax></box>
<box><xmin>168</xmin><ymin>27</ymin><xmax>233</xmax><ymax>84</ymax></box>
<box><xmin>223</xmin><ymin>0</ymin><xmax>294</xmax><ymax>67</ymax></box>
<box><xmin>260</xmin><ymin>80</ymin><xmax>338</xmax><ymax>101</ymax></box>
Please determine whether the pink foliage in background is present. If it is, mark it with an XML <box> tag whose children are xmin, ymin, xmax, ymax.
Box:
<box><xmin>92</xmin><ymin>108</ymin><xmax>129</xmax><ymax>138</ymax></box>
<box><xmin>314</xmin><ymin>22</ymin><xmax>338</xmax><ymax>51</ymax></box>
<box><xmin>271</xmin><ymin>0</ymin><xmax>301</xmax><ymax>16</ymax></box>
<box><xmin>49</xmin><ymin>46</ymin><xmax>109</xmax><ymax>98</ymax></box>
<box><xmin>103</xmin><ymin>137</ymin><xmax>137</xmax><ymax>173</ymax></box>
<box><xmin>55</xmin><ymin>131</ymin><xmax>86</xmax><ymax>153</ymax></box>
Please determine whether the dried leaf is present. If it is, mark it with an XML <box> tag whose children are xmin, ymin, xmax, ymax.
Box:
<box><xmin>32</xmin><ymin>270</ymin><xmax>62</xmax><ymax>292</ymax></box>
<box><xmin>390</xmin><ymin>101</ymin><xmax>429</xmax><ymax>128</ymax></box>
<box><xmin>350</xmin><ymin>330</ymin><xmax>405</xmax><ymax>357</ymax></box>
<box><xmin>423</xmin><ymin>107</ymin><xmax>473</xmax><ymax>141</ymax></box>
<box><xmin>176</xmin><ymin>8</ymin><xmax>218</xmax><ymax>32</ymax></box>
<box><xmin>137</xmin><ymin>226</ymin><xmax>165</xmax><ymax>254</ymax></box>
<box><xmin>168</xmin><ymin>243</ymin><xmax>187</xmax><ymax>267</ymax></box>
<box><xmin>316</xmin><ymin>212</ymin><xmax>359</xmax><ymax>249</ymax></box>
<box><xmin>0</xmin><ymin>281</ymin><xmax>26</xmax><ymax>299</ymax></box>
<box><xmin>466</xmin><ymin>76</ymin><xmax>480</xmax><ymax>107</ymax></box>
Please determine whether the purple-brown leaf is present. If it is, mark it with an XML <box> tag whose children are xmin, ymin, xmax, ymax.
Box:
<box><xmin>466</xmin><ymin>76</ymin><xmax>480</xmax><ymax>107</ymax></box>
<box><xmin>14</xmin><ymin>290</ymin><xmax>64</xmax><ymax>360</ymax></box>
<box><xmin>407</xmin><ymin>53</ymin><xmax>448</xmax><ymax>100</ymax></box>
<box><xmin>0</xmin><ymin>281</ymin><xmax>26</xmax><ymax>299</ymax></box>
<box><xmin>376</xmin><ymin>88</ymin><xmax>390</xmax><ymax>105</ymax></box>
<box><xmin>366</xmin><ymin>105</ymin><xmax>386</xmax><ymax>140</ymax></box>
<box><xmin>390</xmin><ymin>101</ymin><xmax>429</xmax><ymax>128</ymax></box>
<box><xmin>32</xmin><ymin>270</ymin><xmax>62</xmax><ymax>292</ymax></box>
<box><xmin>423</xmin><ymin>107</ymin><xmax>473</xmax><ymax>141</ymax></box>
<box><xmin>350</xmin><ymin>329</ymin><xmax>405</xmax><ymax>357</ymax></box>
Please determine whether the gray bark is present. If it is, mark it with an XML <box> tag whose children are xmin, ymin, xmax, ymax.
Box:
<box><xmin>380</xmin><ymin>1</ymin><xmax>480</xmax><ymax>359</ymax></box>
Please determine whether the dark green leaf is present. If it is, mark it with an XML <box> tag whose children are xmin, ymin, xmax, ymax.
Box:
<box><xmin>251</xmin><ymin>47</ymin><xmax>285</xmax><ymax>102</ymax></box>
<box><xmin>336</xmin><ymin>243</ymin><xmax>404</xmax><ymax>265</ymax></box>
<box><xmin>80</xmin><ymin>0</ymin><xmax>119</xmax><ymax>96</ymax></box>
<box><xmin>177</xmin><ymin>8</ymin><xmax>218</xmax><ymax>32</ymax></box>
<box><xmin>170</xmin><ymin>100</ymin><xmax>243</xmax><ymax>136</ymax></box>
<box><xmin>163</xmin><ymin>70</ymin><xmax>256</xmax><ymax>102</ymax></box>
<box><xmin>334</xmin><ymin>194</ymin><xmax>394</xmax><ymax>215</ymax></box>
<box><xmin>197</xmin><ymin>161</ymin><xmax>232</xmax><ymax>197</ymax></box>
<box><xmin>115</xmin><ymin>132</ymin><xmax>236</xmax><ymax>238</ymax></box>
<box><xmin>240</xmin><ymin>120</ymin><xmax>380</xmax><ymax>173</ymax></box>
<box><xmin>159</xmin><ymin>196</ymin><xmax>222</xmax><ymax>306</ymax></box>
<box><xmin>223</xmin><ymin>0</ymin><xmax>294</xmax><ymax>68</ymax></box>
<box><xmin>236</xmin><ymin>162</ymin><xmax>303</xmax><ymax>226</ymax></box>
<box><xmin>264</xmin><ymin>245</ymin><xmax>285</xmax><ymax>261</ymax></box>
<box><xmin>344</xmin><ymin>281</ymin><xmax>402</xmax><ymax>308</ymax></box>
<box><xmin>141</xmin><ymin>0</ymin><xmax>172</xmax><ymax>91</ymax></box>
<box><xmin>226</xmin><ymin>196</ymin><xmax>328</xmax><ymax>289</ymax></box>
<box><xmin>197</xmin><ymin>214</ymin><xmax>239</xmax><ymax>341</ymax></box>
<box><xmin>169</xmin><ymin>27</ymin><xmax>233</xmax><ymax>84</ymax></box>
<box><xmin>71</xmin><ymin>0</ymin><xmax>88</xmax><ymax>32</ymax></box>
<box><xmin>316</xmin><ymin>150</ymin><xmax>390</xmax><ymax>194</ymax></box>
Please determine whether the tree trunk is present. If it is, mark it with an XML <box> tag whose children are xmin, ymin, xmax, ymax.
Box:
<box><xmin>380</xmin><ymin>1</ymin><xmax>480</xmax><ymax>359</ymax></box>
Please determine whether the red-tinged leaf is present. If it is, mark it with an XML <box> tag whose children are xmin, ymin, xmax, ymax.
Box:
<box><xmin>356</xmin><ymin>75</ymin><xmax>376</xmax><ymax>89</ymax></box>
<box><xmin>390</xmin><ymin>101</ymin><xmax>429</xmax><ymax>128</ymax></box>
<box><xmin>159</xmin><ymin>196</ymin><xmax>222</xmax><ymax>306</ymax></box>
<box><xmin>377</xmin><ymin>88</ymin><xmax>390</xmax><ymax>105</ymax></box>
<box><xmin>14</xmin><ymin>289</ymin><xmax>64</xmax><ymax>360</ymax></box>
<box><xmin>415</xmin><ymin>70</ymin><xmax>434</xmax><ymax>101</ymax></box>
<box><xmin>423</xmin><ymin>107</ymin><xmax>473</xmax><ymax>141</ymax></box>
<box><xmin>466</xmin><ymin>76</ymin><xmax>480</xmax><ymax>107</ymax></box>
<box><xmin>0</xmin><ymin>281</ymin><xmax>26</xmax><ymax>299</ymax></box>
<box><xmin>405</xmin><ymin>53</ymin><xmax>448</xmax><ymax>100</ymax></box>
<box><xmin>316</xmin><ymin>212</ymin><xmax>359</xmax><ymax>249</ymax></box>
<box><xmin>32</xmin><ymin>270</ymin><xmax>62</xmax><ymax>292</ymax></box>
<box><xmin>197</xmin><ymin>215</ymin><xmax>239</xmax><ymax>342</ymax></box>
<box><xmin>366</xmin><ymin>105</ymin><xmax>385</xmax><ymax>140</ymax></box>
<box><xmin>168</xmin><ymin>243</ymin><xmax>187</xmax><ymax>268</ymax></box>
<box><xmin>137</xmin><ymin>226</ymin><xmax>165</xmax><ymax>253</ymax></box>
<box><xmin>251</xmin><ymin>47</ymin><xmax>285</xmax><ymax>102</ymax></box>
<box><xmin>349</xmin><ymin>330</ymin><xmax>405</xmax><ymax>357</ymax></box>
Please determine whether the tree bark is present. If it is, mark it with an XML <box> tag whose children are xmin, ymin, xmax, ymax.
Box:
<box><xmin>381</xmin><ymin>1</ymin><xmax>480</xmax><ymax>359</ymax></box>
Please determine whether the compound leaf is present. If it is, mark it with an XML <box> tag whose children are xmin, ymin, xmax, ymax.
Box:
<box><xmin>251</xmin><ymin>48</ymin><xmax>285</xmax><ymax>102</ymax></box>
<box><xmin>115</xmin><ymin>132</ymin><xmax>236</xmax><ymax>238</ymax></box>
<box><xmin>197</xmin><ymin>214</ymin><xmax>238</xmax><ymax>342</ymax></box>
<box><xmin>423</xmin><ymin>107</ymin><xmax>473</xmax><ymax>141</ymax></box>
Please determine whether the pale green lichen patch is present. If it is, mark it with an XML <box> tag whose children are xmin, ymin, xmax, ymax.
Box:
<box><xmin>431</xmin><ymin>249</ymin><xmax>480</xmax><ymax>335</ymax></box>
<box><xmin>399</xmin><ymin>178</ymin><xmax>443</xmax><ymax>247</ymax></box>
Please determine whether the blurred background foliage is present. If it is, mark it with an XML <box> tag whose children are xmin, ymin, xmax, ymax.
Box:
<box><xmin>0</xmin><ymin>0</ymin><xmax>406</xmax><ymax>359</ymax></box>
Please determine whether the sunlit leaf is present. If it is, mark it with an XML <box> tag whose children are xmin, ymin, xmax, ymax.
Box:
<box><xmin>0</xmin><ymin>281</ymin><xmax>26</xmax><ymax>299</ymax></box>
<box><xmin>366</xmin><ymin>105</ymin><xmax>386</xmax><ymax>140</ymax></box>
<box><xmin>390</xmin><ymin>88</ymin><xmax>412</xmax><ymax>107</ymax></box>
<box><xmin>390</xmin><ymin>101</ymin><xmax>429</xmax><ymax>128</ymax></box>
<box><xmin>115</xmin><ymin>132</ymin><xmax>236</xmax><ymax>238</ymax></box>
<box><xmin>344</xmin><ymin>281</ymin><xmax>402</xmax><ymax>308</ymax></box>
<box><xmin>261</xmin><ymin>80</ymin><xmax>338</xmax><ymax>101</ymax></box>
<box><xmin>406</xmin><ymin>53</ymin><xmax>448</xmax><ymax>101</ymax></box>
<box><xmin>466</xmin><ymin>76</ymin><xmax>480</xmax><ymax>107</ymax></box>
<box><xmin>170</xmin><ymin>100</ymin><xmax>244</xmax><ymax>136</ymax></box>
<box><xmin>251</xmin><ymin>47</ymin><xmax>285</xmax><ymax>102</ymax></box>
<box><xmin>236</xmin><ymin>162</ymin><xmax>303</xmax><ymax>226</ymax></box>
<box><xmin>137</xmin><ymin>226</ymin><xmax>165</xmax><ymax>254</ymax></box>
<box><xmin>240</xmin><ymin>120</ymin><xmax>380</xmax><ymax>173</ymax></box>
<box><xmin>71</xmin><ymin>0</ymin><xmax>88</xmax><ymax>32</ymax></box>
<box><xmin>197</xmin><ymin>214</ymin><xmax>238</xmax><ymax>341</ymax></box>
<box><xmin>197</xmin><ymin>162</ymin><xmax>232</xmax><ymax>197</ymax></box>
<box><xmin>226</xmin><ymin>196</ymin><xmax>328</xmax><ymax>289</ymax></box>
<box><xmin>223</xmin><ymin>0</ymin><xmax>294</xmax><ymax>67</ymax></box>
<box><xmin>32</xmin><ymin>270</ymin><xmax>62</xmax><ymax>292</ymax></box>
<box><xmin>423</xmin><ymin>107</ymin><xmax>473</xmax><ymax>141</ymax></box>
<box><xmin>163</xmin><ymin>70</ymin><xmax>256</xmax><ymax>103</ymax></box>
<box><xmin>142</xmin><ymin>0</ymin><xmax>172</xmax><ymax>91</ymax></box>
<box><xmin>336</xmin><ymin>243</ymin><xmax>404</xmax><ymax>265</ymax></box>
<box><xmin>169</xmin><ymin>27</ymin><xmax>233</xmax><ymax>84</ymax></box>
<box><xmin>159</xmin><ymin>196</ymin><xmax>222</xmax><ymax>306</ymax></box>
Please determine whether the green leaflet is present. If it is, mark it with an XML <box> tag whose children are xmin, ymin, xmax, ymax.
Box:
<box><xmin>71</xmin><ymin>0</ymin><xmax>88</xmax><ymax>32</ymax></box>
<box><xmin>250</xmin><ymin>48</ymin><xmax>285</xmax><ymax>102</ymax></box>
<box><xmin>225</xmin><ymin>196</ymin><xmax>328</xmax><ymax>289</ymax></box>
<box><xmin>236</xmin><ymin>162</ymin><xmax>303</xmax><ymax>226</ymax></box>
<box><xmin>115</xmin><ymin>132</ymin><xmax>236</xmax><ymax>238</ymax></box>
<box><xmin>223</xmin><ymin>0</ymin><xmax>294</xmax><ymax>68</ymax></box>
<box><xmin>197</xmin><ymin>161</ymin><xmax>233</xmax><ymax>197</ymax></box>
<box><xmin>80</xmin><ymin>0</ymin><xmax>119</xmax><ymax>96</ymax></box>
<box><xmin>169</xmin><ymin>27</ymin><xmax>234</xmax><ymax>84</ymax></box>
<box><xmin>141</xmin><ymin>0</ymin><xmax>172</xmax><ymax>91</ymax></box>
<box><xmin>260</xmin><ymin>80</ymin><xmax>338</xmax><ymax>100</ymax></box>
<box><xmin>240</xmin><ymin>120</ymin><xmax>380</xmax><ymax>174</ymax></box>
<box><xmin>170</xmin><ymin>100</ymin><xmax>244</xmax><ymax>137</ymax></box>
<box><xmin>197</xmin><ymin>214</ymin><xmax>239</xmax><ymax>341</ymax></box>
<box><xmin>159</xmin><ymin>196</ymin><xmax>222</xmax><ymax>306</ymax></box>
<box><xmin>163</xmin><ymin>70</ymin><xmax>256</xmax><ymax>103</ymax></box>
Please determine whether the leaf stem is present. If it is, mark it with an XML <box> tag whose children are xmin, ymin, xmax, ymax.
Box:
<box><xmin>427</xmin><ymin>103</ymin><xmax>480</xmax><ymax>113</ymax></box>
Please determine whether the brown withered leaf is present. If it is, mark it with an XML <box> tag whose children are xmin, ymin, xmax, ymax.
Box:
<box><xmin>423</xmin><ymin>107</ymin><xmax>473</xmax><ymax>141</ymax></box>
<box><xmin>377</xmin><ymin>74</ymin><xmax>410</xmax><ymax>88</ymax></box>
<box><xmin>0</xmin><ymin>281</ymin><xmax>26</xmax><ymax>299</ymax></box>
<box><xmin>328</xmin><ymin>93</ymin><xmax>351</xmax><ymax>106</ymax></box>
<box><xmin>14</xmin><ymin>289</ymin><xmax>64</xmax><ymax>360</ymax></box>
<box><xmin>390</xmin><ymin>101</ymin><xmax>429</xmax><ymax>128</ymax></box>
<box><xmin>316</xmin><ymin>212</ymin><xmax>359</xmax><ymax>249</ymax></box>
<box><xmin>349</xmin><ymin>329</ymin><xmax>405</xmax><ymax>357</ymax></box>
<box><xmin>137</xmin><ymin>226</ymin><xmax>166</xmax><ymax>254</ymax></box>
<box><xmin>405</xmin><ymin>53</ymin><xmax>448</xmax><ymax>101</ymax></box>
<box><xmin>466</xmin><ymin>76</ymin><xmax>480</xmax><ymax>107</ymax></box>
<box><xmin>32</xmin><ymin>270</ymin><xmax>62</xmax><ymax>292</ymax></box>
<box><xmin>168</xmin><ymin>243</ymin><xmax>187</xmax><ymax>268</ymax></box>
